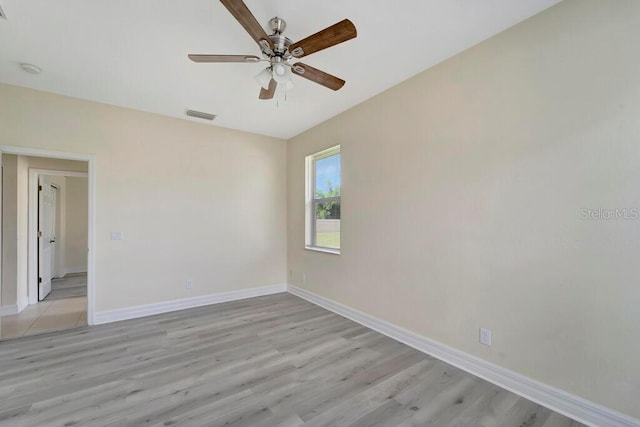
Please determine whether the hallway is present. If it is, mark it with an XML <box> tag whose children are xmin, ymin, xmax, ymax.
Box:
<box><xmin>44</xmin><ymin>272</ymin><xmax>87</xmax><ymax>300</ymax></box>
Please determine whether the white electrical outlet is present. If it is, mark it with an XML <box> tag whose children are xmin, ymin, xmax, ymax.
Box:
<box><xmin>302</xmin><ymin>273</ymin><xmax>306</xmax><ymax>282</ymax></box>
<box><xmin>186</xmin><ymin>280</ymin><xmax>193</xmax><ymax>290</ymax></box>
<box><xmin>479</xmin><ymin>328</ymin><xmax>492</xmax><ymax>346</ymax></box>
<box><xmin>289</xmin><ymin>269</ymin><xmax>293</xmax><ymax>279</ymax></box>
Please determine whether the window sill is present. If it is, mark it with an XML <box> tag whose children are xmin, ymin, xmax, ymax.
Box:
<box><xmin>305</xmin><ymin>246</ymin><xmax>340</xmax><ymax>255</ymax></box>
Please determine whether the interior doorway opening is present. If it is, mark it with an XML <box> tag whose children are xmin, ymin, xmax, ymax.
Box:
<box><xmin>0</xmin><ymin>148</ymin><xmax>94</xmax><ymax>340</ymax></box>
<box><xmin>31</xmin><ymin>169</ymin><xmax>89</xmax><ymax>306</ymax></box>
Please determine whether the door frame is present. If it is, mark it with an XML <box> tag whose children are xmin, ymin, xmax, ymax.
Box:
<box><xmin>32</xmin><ymin>169</ymin><xmax>88</xmax><ymax>304</ymax></box>
<box><xmin>0</xmin><ymin>146</ymin><xmax>96</xmax><ymax>325</ymax></box>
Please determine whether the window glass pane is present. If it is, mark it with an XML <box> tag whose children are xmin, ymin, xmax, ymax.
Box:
<box><xmin>315</xmin><ymin>200</ymin><xmax>341</xmax><ymax>220</ymax></box>
<box><xmin>315</xmin><ymin>153</ymin><xmax>341</xmax><ymax>199</ymax></box>
<box><xmin>306</xmin><ymin>146</ymin><xmax>341</xmax><ymax>252</ymax></box>
<box><xmin>315</xmin><ymin>200</ymin><xmax>340</xmax><ymax>249</ymax></box>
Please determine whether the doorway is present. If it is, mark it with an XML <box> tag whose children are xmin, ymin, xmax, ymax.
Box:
<box><xmin>31</xmin><ymin>170</ymin><xmax>89</xmax><ymax>306</ymax></box>
<box><xmin>0</xmin><ymin>147</ymin><xmax>95</xmax><ymax>340</ymax></box>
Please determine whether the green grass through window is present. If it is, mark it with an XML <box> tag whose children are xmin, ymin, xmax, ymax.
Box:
<box><xmin>316</xmin><ymin>232</ymin><xmax>340</xmax><ymax>249</ymax></box>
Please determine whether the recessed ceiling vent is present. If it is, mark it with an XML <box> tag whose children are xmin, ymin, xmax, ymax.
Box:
<box><xmin>0</xmin><ymin>2</ymin><xmax>7</xmax><ymax>19</ymax></box>
<box><xmin>186</xmin><ymin>110</ymin><xmax>216</xmax><ymax>121</ymax></box>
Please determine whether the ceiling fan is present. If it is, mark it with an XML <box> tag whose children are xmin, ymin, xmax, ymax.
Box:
<box><xmin>188</xmin><ymin>0</ymin><xmax>357</xmax><ymax>99</ymax></box>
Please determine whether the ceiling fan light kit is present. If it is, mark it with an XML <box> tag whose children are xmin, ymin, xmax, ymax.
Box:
<box><xmin>189</xmin><ymin>0</ymin><xmax>357</xmax><ymax>100</ymax></box>
<box><xmin>273</xmin><ymin>63</ymin><xmax>287</xmax><ymax>78</ymax></box>
<box><xmin>255</xmin><ymin>68</ymin><xmax>273</xmax><ymax>90</ymax></box>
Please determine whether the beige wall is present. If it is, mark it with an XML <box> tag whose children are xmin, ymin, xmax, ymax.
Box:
<box><xmin>288</xmin><ymin>0</ymin><xmax>640</xmax><ymax>419</ymax></box>
<box><xmin>64</xmin><ymin>177</ymin><xmax>88</xmax><ymax>271</ymax></box>
<box><xmin>23</xmin><ymin>156</ymin><xmax>88</xmax><ymax>173</ymax></box>
<box><xmin>2</xmin><ymin>155</ymin><xmax>19</xmax><ymax>308</ymax></box>
<box><xmin>0</xmin><ymin>84</ymin><xmax>287</xmax><ymax>313</ymax></box>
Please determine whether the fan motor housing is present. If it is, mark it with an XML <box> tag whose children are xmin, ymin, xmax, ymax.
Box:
<box><xmin>259</xmin><ymin>17</ymin><xmax>292</xmax><ymax>59</ymax></box>
<box><xmin>268</xmin><ymin>34</ymin><xmax>292</xmax><ymax>58</ymax></box>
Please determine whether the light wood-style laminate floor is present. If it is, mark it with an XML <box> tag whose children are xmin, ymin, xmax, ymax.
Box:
<box><xmin>45</xmin><ymin>273</ymin><xmax>88</xmax><ymax>301</ymax></box>
<box><xmin>0</xmin><ymin>293</ymin><xmax>585</xmax><ymax>427</ymax></box>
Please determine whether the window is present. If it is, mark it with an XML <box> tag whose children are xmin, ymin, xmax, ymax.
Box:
<box><xmin>306</xmin><ymin>145</ymin><xmax>341</xmax><ymax>254</ymax></box>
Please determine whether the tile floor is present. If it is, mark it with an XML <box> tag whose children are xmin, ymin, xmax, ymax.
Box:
<box><xmin>0</xmin><ymin>296</ymin><xmax>87</xmax><ymax>340</ymax></box>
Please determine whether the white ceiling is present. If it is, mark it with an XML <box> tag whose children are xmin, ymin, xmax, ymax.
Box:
<box><xmin>0</xmin><ymin>0</ymin><xmax>561</xmax><ymax>139</ymax></box>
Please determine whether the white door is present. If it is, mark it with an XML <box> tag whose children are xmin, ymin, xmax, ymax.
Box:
<box><xmin>51</xmin><ymin>185</ymin><xmax>59</xmax><ymax>279</ymax></box>
<box><xmin>38</xmin><ymin>176</ymin><xmax>57</xmax><ymax>301</ymax></box>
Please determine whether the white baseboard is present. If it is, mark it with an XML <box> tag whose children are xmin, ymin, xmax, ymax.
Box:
<box><xmin>0</xmin><ymin>304</ymin><xmax>18</xmax><ymax>317</ymax></box>
<box><xmin>288</xmin><ymin>285</ymin><xmax>639</xmax><ymax>427</ymax></box>
<box><xmin>94</xmin><ymin>283</ymin><xmax>287</xmax><ymax>325</ymax></box>
<box><xmin>17</xmin><ymin>296</ymin><xmax>28</xmax><ymax>313</ymax></box>
<box><xmin>60</xmin><ymin>266</ymin><xmax>87</xmax><ymax>277</ymax></box>
<box><xmin>1</xmin><ymin>298</ymin><xmax>28</xmax><ymax>316</ymax></box>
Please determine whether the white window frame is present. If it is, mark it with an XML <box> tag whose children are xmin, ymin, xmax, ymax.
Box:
<box><xmin>305</xmin><ymin>145</ymin><xmax>341</xmax><ymax>255</ymax></box>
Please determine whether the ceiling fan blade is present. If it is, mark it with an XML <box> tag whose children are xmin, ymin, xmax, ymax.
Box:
<box><xmin>289</xmin><ymin>19</ymin><xmax>357</xmax><ymax>58</ymax></box>
<box><xmin>291</xmin><ymin>63</ymin><xmax>345</xmax><ymax>91</ymax></box>
<box><xmin>219</xmin><ymin>0</ymin><xmax>274</xmax><ymax>50</ymax></box>
<box><xmin>259</xmin><ymin>79</ymin><xmax>277</xmax><ymax>99</ymax></box>
<box><xmin>188</xmin><ymin>54</ymin><xmax>260</xmax><ymax>63</ymax></box>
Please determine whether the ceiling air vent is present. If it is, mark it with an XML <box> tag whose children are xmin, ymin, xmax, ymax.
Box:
<box><xmin>0</xmin><ymin>2</ymin><xmax>7</xmax><ymax>19</ymax></box>
<box><xmin>186</xmin><ymin>110</ymin><xmax>216</xmax><ymax>121</ymax></box>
